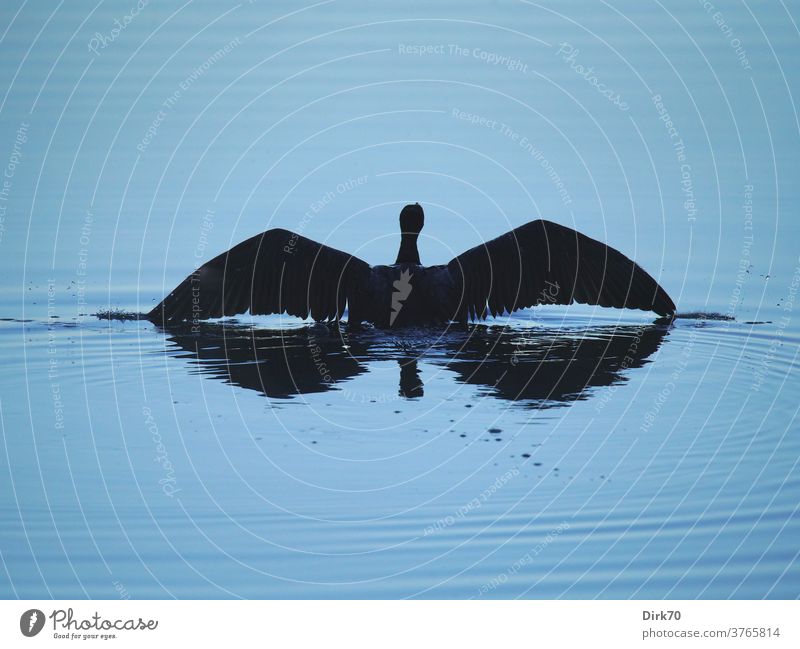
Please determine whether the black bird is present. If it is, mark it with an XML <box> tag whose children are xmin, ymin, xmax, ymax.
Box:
<box><xmin>149</xmin><ymin>203</ymin><xmax>675</xmax><ymax>327</ymax></box>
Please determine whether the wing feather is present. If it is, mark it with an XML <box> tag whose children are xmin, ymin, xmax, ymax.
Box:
<box><xmin>150</xmin><ymin>228</ymin><xmax>371</xmax><ymax>323</ymax></box>
<box><xmin>447</xmin><ymin>219</ymin><xmax>675</xmax><ymax>318</ymax></box>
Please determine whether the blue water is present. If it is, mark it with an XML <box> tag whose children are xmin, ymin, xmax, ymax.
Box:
<box><xmin>0</xmin><ymin>1</ymin><xmax>798</xmax><ymax>598</ymax></box>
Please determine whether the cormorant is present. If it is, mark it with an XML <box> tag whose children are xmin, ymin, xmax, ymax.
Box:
<box><xmin>150</xmin><ymin>203</ymin><xmax>675</xmax><ymax>327</ymax></box>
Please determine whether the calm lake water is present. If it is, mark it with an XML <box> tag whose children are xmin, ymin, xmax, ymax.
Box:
<box><xmin>1</xmin><ymin>1</ymin><xmax>798</xmax><ymax>598</ymax></box>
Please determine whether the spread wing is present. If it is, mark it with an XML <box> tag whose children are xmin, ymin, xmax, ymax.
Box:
<box><xmin>150</xmin><ymin>228</ymin><xmax>371</xmax><ymax>322</ymax></box>
<box><xmin>447</xmin><ymin>219</ymin><xmax>675</xmax><ymax>319</ymax></box>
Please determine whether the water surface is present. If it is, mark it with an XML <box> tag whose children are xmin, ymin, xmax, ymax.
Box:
<box><xmin>0</xmin><ymin>1</ymin><xmax>798</xmax><ymax>598</ymax></box>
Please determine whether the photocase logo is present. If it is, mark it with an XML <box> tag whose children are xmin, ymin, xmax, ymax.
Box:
<box><xmin>390</xmin><ymin>269</ymin><xmax>413</xmax><ymax>326</ymax></box>
<box><xmin>20</xmin><ymin>609</ymin><xmax>45</xmax><ymax>637</ymax></box>
<box><xmin>16</xmin><ymin>607</ymin><xmax>159</xmax><ymax>639</ymax></box>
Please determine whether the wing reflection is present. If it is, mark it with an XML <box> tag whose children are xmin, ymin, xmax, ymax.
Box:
<box><xmin>155</xmin><ymin>321</ymin><xmax>669</xmax><ymax>406</ymax></box>
<box><xmin>159</xmin><ymin>323</ymin><xmax>367</xmax><ymax>398</ymax></box>
<box><xmin>441</xmin><ymin>324</ymin><xmax>668</xmax><ymax>405</ymax></box>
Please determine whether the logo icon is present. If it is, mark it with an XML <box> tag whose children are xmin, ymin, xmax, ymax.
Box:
<box><xmin>390</xmin><ymin>269</ymin><xmax>413</xmax><ymax>326</ymax></box>
<box><xmin>20</xmin><ymin>609</ymin><xmax>45</xmax><ymax>637</ymax></box>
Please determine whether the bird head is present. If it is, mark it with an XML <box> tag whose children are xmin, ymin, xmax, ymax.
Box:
<box><xmin>399</xmin><ymin>203</ymin><xmax>424</xmax><ymax>235</ymax></box>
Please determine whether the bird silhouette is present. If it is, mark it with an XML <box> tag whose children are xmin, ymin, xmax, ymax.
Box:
<box><xmin>150</xmin><ymin>203</ymin><xmax>675</xmax><ymax>327</ymax></box>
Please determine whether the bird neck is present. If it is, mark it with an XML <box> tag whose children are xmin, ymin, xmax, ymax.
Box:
<box><xmin>395</xmin><ymin>233</ymin><xmax>421</xmax><ymax>264</ymax></box>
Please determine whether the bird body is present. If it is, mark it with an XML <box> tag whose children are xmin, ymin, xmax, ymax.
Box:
<box><xmin>357</xmin><ymin>263</ymin><xmax>454</xmax><ymax>328</ymax></box>
<box><xmin>150</xmin><ymin>204</ymin><xmax>675</xmax><ymax>327</ymax></box>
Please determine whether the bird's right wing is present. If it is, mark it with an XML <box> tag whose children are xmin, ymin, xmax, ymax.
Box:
<box><xmin>447</xmin><ymin>219</ymin><xmax>675</xmax><ymax>319</ymax></box>
<box><xmin>150</xmin><ymin>228</ymin><xmax>371</xmax><ymax>323</ymax></box>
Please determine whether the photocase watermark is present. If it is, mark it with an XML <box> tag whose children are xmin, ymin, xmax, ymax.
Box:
<box><xmin>23</xmin><ymin>606</ymin><xmax>148</xmax><ymax>641</ymax></box>
<box><xmin>698</xmin><ymin>1</ymin><xmax>752</xmax><ymax>71</ymax></box>
<box><xmin>112</xmin><ymin>579</ymin><xmax>131</xmax><ymax>600</ymax></box>
<box><xmin>305</xmin><ymin>175</ymin><xmax>368</xmax><ymax>223</ymax></box>
<box><xmin>476</xmin><ymin>521</ymin><xmax>570</xmax><ymax>596</ymax></box>
<box><xmin>726</xmin><ymin>184</ymin><xmax>755</xmax><ymax>319</ymax></box>
<box><xmin>595</xmin><ymin>323</ymin><xmax>651</xmax><ymax>411</ymax></box>
<box><xmin>752</xmin><ymin>185</ymin><xmax>800</xmax><ymax>392</ymax></box>
<box><xmin>137</xmin><ymin>36</ymin><xmax>243</xmax><ymax>152</ymax></box>
<box><xmin>510</xmin><ymin>280</ymin><xmax>562</xmax><ymax>365</ymax></box>
<box><xmin>189</xmin><ymin>270</ymin><xmax>203</xmax><ymax>333</ymax></box>
<box><xmin>0</xmin><ymin>121</ymin><xmax>29</xmax><ymax>244</ymax></box>
<box><xmin>186</xmin><ymin>204</ymin><xmax>213</xmax><ymax>331</ymax></box>
<box><xmin>87</xmin><ymin>0</ymin><xmax>149</xmax><ymax>56</ymax></box>
<box><xmin>645</xmin><ymin>184</ymin><xmax>754</xmax><ymax>427</ymax></box>
<box><xmin>307</xmin><ymin>329</ymin><xmax>336</xmax><ymax>386</ymax></box>
<box><xmin>452</xmin><ymin>108</ymin><xmax>573</xmax><ymax>206</ymax></box>
<box><xmin>752</xmin><ymin>255</ymin><xmax>798</xmax><ymax>392</ymax></box>
<box><xmin>181</xmin><ymin>199</ymin><xmax>213</xmax><ymax>332</ymax></box>
<box><xmin>640</xmin><ymin>329</ymin><xmax>696</xmax><ymax>434</ymax></box>
<box><xmin>27</xmin><ymin>608</ymin><xmax>158</xmax><ymax>640</ymax></box>
<box><xmin>398</xmin><ymin>43</ymin><xmax>528</xmax><ymax>73</ymax></box>
<box><xmin>47</xmin><ymin>280</ymin><xmax>65</xmax><ymax>431</ymax></box>
<box><xmin>184</xmin><ymin>205</ymin><xmax>216</xmax><ymax>333</ymax></box>
<box><xmin>341</xmin><ymin>386</ymin><xmax>404</xmax><ymax>404</ymax></box>
<box><xmin>652</xmin><ymin>93</ymin><xmax>695</xmax><ymax>222</ymax></box>
<box><xmin>194</xmin><ymin>205</ymin><xmax>215</xmax><ymax>260</ymax></box>
<box><xmin>283</xmin><ymin>175</ymin><xmax>368</xmax><ymax>256</ymax></box>
<box><xmin>390</xmin><ymin>269</ymin><xmax>413</xmax><ymax>326</ymax></box>
<box><xmin>556</xmin><ymin>42</ymin><xmax>629</xmax><ymax>111</ymax></box>
<box><xmin>20</xmin><ymin>609</ymin><xmax>45</xmax><ymax>637</ymax></box>
<box><xmin>143</xmin><ymin>406</ymin><xmax>181</xmax><ymax>497</ymax></box>
<box><xmin>423</xmin><ymin>467</ymin><xmax>519</xmax><ymax>536</ymax></box>
<box><xmin>75</xmin><ymin>206</ymin><xmax>93</xmax><ymax>319</ymax></box>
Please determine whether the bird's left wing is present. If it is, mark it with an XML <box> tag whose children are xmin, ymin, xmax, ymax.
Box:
<box><xmin>150</xmin><ymin>228</ymin><xmax>371</xmax><ymax>323</ymax></box>
<box><xmin>447</xmin><ymin>219</ymin><xmax>675</xmax><ymax>319</ymax></box>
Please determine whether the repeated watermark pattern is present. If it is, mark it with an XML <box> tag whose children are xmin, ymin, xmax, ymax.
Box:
<box><xmin>143</xmin><ymin>406</ymin><xmax>180</xmax><ymax>498</ymax></box>
<box><xmin>137</xmin><ymin>36</ymin><xmax>243</xmax><ymax>153</ymax></box>
<box><xmin>726</xmin><ymin>183</ymin><xmax>755</xmax><ymax>319</ymax></box>
<box><xmin>651</xmin><ymin>93</ymin><xmax>695</xmax><ymax>222</ymax></box>
<box><xmin>595</xmin><ymin>323</ymin><xmax>653</xmax><ymax>412</ymax></box>
<box><xmin>556</xmin><ymin>42</ymin><xmax>629</xmax><ymax>111</ymax></box>
<box><xmin>452</xmin><ymin>108</ymin><xmax>572</xmax><ymax>206</ymax></box>
<box><xmin>307</xmin><ymin>329</ymin><xmax>335</xmax><ymax>386</ymax></box>
<box><xmin>47</xmin><ymin>280</ymin><xmax>65</xmax><ymax>431</ymax></box>
<box><xmin>75</xmin><ymin>207</ymin><xmax>93</xmax><ymax>319</ymax></box>
<box><xmin>698</xmin><ymin>1</ymin><xmax>752</xmax><ymax>71</ymax></box>
<box><xmin>112</xmin><ymin>579</ymin><xmax>131</xmax><ymax>600</ymax></box>
<box><xmin>398</xmin><ymin>43</ymin><xmax>528</xmax><ymax>73</ymax></box>
<box><xmin>476</xmin><ymin>522</ymin><xmax>570</xmax><ymax>596</ymax></box>
<box><xmin>194</xmin><ymin>205</ymin><xmax>215</xmax><ymax>260</ymax></box>
<box><xmin>751</xmin><ymin>257</ymin><xmax>800</xmax><ymax>392</ymax></box>
<box><xmin>87</xmin><ymin>0</ymin><xmax>149</xmax><ymax>56</ymax></box>
<box><xmin>423</xmin><ymin>467</ymin><xmax>519</xmax><ymax>537</ymax></box>
<box><xmin>0</xmin><ymin>121</ymin><xmax>29</xmax><ymax>245</ymax></box>
<box><xmin>283</xmin><ymin>175</ymin><xmax>368</xmax><ymax>258</ymax></box>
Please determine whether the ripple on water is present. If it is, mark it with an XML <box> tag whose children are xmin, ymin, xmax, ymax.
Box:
<box><xmin>0</xmin><ymin>310</ymin><xmax>797</xmax><ymax>598</ymax></box>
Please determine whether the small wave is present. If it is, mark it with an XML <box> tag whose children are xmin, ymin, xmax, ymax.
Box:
<box><xmin>675</xmin><ymin>311</ymin><xmax>735</xmax><ymax>321</ymax></box>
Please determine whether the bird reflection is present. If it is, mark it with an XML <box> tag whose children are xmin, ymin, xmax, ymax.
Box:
<box><xmin>155</xmin><ymin>320</ymin><xmax>669</xmax><ymax>407</ymax></box>
<box><xmin>398</xmin><ymin>358</ymin><xmax>425</xmax><ymax>399</ymax></box>
<box><xmin>442</xmin><ymin>324</ymin><xmax>668</xmax><ymax>403</ymax></box>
